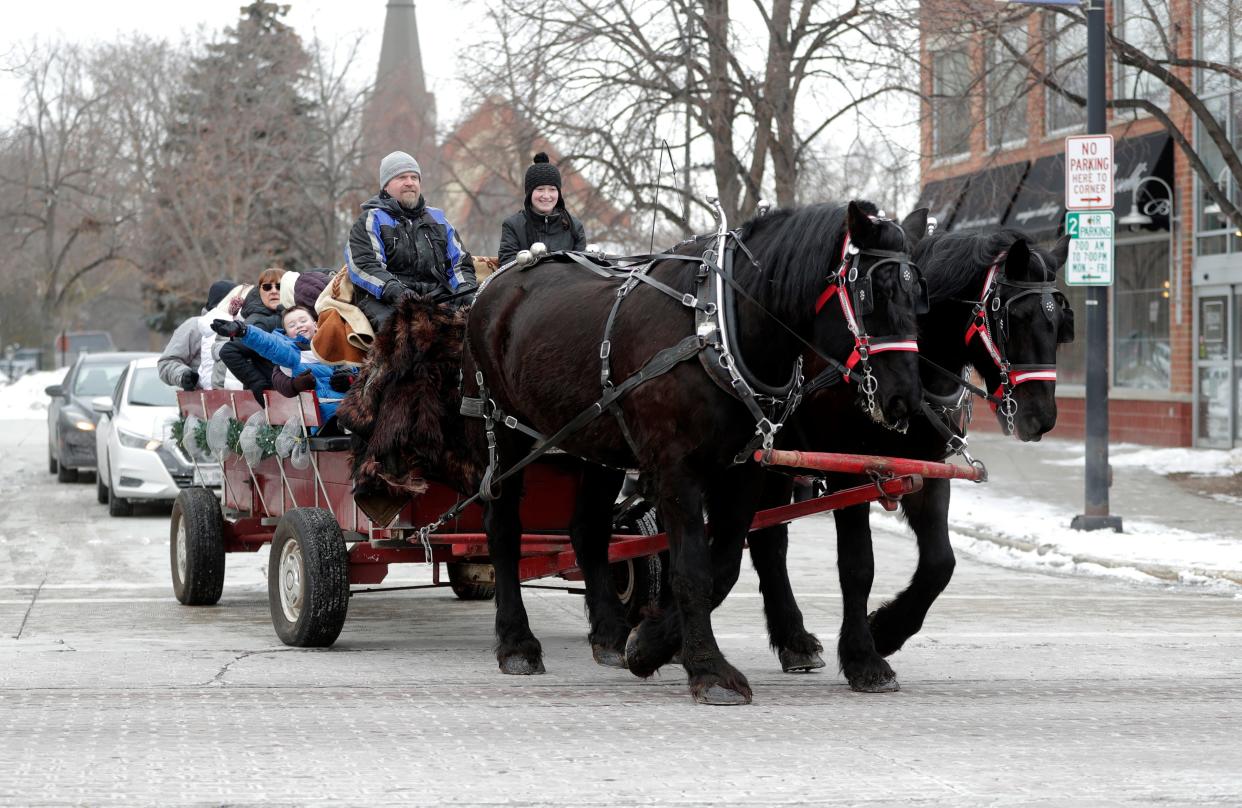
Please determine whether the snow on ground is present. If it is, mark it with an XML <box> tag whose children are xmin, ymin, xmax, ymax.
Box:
<box><xmin>0</xmin><ymin>369</ymin><xmax>64</xmax><ymax>420</ymax></box>
<box><xmin>872</xmin><ymin>483</ymin><xmax>1242</xmax><ymax>594</ymax></box>
<box><xmin>1047</xmin><ymin>443</ymin><xmax>1242</xmax><ymax>476</ymax></box>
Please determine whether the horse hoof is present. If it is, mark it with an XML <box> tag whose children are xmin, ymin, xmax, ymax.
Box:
<box><xmin>778</xmin><ymin>648</ymin><xmax>826</xmax><ymax>673</ymax></box>
<box><xmin>499</xmin><ymin>656</ymin><xmax>545</xmax><ymax>675</ymax></box>
<box><xmin>849</xmin><ymin>674</ymin><xmax>899</xmax><ymax>693</ymax></box>
<box><xmin>692</xmin><ymin>684</ymin><xmax>752</xmax><ymax>706</ymax></box>
<box><xmin>592</xmin><ymin>644</ymin><xmax>626</xmax><ymax>668</ymax></box>
<box><xmin>669</xmin><ymin>651</ymin><xmax>682</xmax><ymax>665</ymax></box>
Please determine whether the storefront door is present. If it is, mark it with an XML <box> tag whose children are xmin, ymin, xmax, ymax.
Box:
<box><xmin>1194</xmin><ymin>286</ymin><xmax>1236</xmax><ymax>446</ymax></box>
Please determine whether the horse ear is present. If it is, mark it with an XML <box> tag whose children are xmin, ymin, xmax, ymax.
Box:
<box><xmin>1052</xmin><ymin>233</ymin><xmax>1071</xmax><ymax>268</ymax></box>
<box><xmin>846</xmin><ymin>201</ymin><xmax>876</xmax><ymax>244</ymax></box>
<box><xmin>900</xmin><ymin>208</ymin><xmax>929</xmax><ymax>248</ymax></box>
<box><xmin>1004</xmin><ymin>238</ymin><xmax>1031</xmax><ymax>277</ymax></box>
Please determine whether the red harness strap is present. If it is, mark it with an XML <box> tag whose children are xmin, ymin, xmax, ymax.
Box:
<box><xmin>965</xmin><ymin>253</ymin><xmax>1057</xmax><ymax>407</ymax></box>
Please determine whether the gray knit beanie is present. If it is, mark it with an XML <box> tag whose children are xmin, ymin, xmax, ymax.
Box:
<box><xmin>379</xmin><ymin>151</ymin><xmax>422</xmax><ymax>190</ymax></box>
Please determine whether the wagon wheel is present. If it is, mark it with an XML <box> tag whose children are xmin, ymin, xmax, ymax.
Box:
<box><xmin>613</xmin><ymin>500</ymin><xmax>670</xmax><ymax>626</ymax></box>
<box><xmin>170</xmin><ymin>487</ymin><xmax>225</xmax><ymax>606</ymax></box>
<box><xmin>267</xmin><ymin>508</ymin><xmax>349</xmax><ymax>648</ymax></box>
<box><xmin>447</xmin><ymin>562</ymin><xmax>495</xmax><ymax>601</ymax></box>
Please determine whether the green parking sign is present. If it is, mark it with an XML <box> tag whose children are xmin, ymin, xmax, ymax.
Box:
<box><xmin>1065</xmin><ymin>211</ymin><xmax>1113</xmax><ymax>286</ymax></box>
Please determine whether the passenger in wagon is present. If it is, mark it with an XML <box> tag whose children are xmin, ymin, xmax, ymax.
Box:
<box><xmin>210</xmin><ymin>306</ymin><xmax>357</xmax><ymax>422</ymax></box>
<box><xmin>345</xmin><ymin>151</ymin><xmax>477</xmax><ymax>331</ymax></box>
<box><xmin>217</xmin><ymin>267</ymin><xmax>287</xmax><ymax>403</ymax></box>
<box><xmin>497</xmin><ymin>152</ymin><xmax>587</xmax><ymax>265</ymax></box>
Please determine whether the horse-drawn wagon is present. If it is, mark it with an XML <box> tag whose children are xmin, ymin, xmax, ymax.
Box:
<box><xmin>170</xmin><ymin>387</ymin><xmax>982</xmax><ymax>649</ymax></box>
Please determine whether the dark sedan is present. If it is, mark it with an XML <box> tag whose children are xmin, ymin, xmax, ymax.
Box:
<box><xmin>46</xmin><ymin>351</ymin><xmax>153</xmax><ymax>482</ymax></box>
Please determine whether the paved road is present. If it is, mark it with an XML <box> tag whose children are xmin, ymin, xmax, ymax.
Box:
<box><xmin>1</xmin><ymin>420</ymin><xmax>1240</xmax><ymax>806</ymax></box>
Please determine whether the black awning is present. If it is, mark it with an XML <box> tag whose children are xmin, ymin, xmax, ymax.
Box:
<box><xmin>1114</xmin><ymin>130</ymin><xmax>1173</xmax><ymax>231</ymax></box>
<box><xmin>915</xmin><ymin>175</ymin><xmax>971</xmax><ymax>230</ymax></box>
<box><xmin>1006</xmin><ymin>152</ymin><xmax>1065</xmax><ymax>235</ymax></box>
<box><xmin>950</xmin><ymin>161</ymin><xmax>1029</xmax><ymax>231</ymax></box>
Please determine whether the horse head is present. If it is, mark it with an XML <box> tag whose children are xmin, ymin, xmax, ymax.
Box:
<box><xmin>809</xmin><ymin>201</ymin><xmax>928</xmax><ymax>430</ymax></box>
<box><xmin>966</xmin><ymin>235</ymin><xmax>1074</xmax><ymax>441</ymax></box>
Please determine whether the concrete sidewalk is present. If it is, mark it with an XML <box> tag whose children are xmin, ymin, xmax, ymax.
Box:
<box><xmin>933</xmin><ymin>431</ymin><xmax>1242</xmax><ymax>587</ymax></box>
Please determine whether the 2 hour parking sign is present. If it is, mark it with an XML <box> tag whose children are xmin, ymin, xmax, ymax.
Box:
<box><xmin>1065</xmin><ymin>211</ymin><xmax>1114</xmax><ymax>286</ymax></box>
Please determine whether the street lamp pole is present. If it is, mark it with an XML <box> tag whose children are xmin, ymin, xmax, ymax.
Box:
<box><xmin>1071</xmin><ymin>0</ymin><xmax>1123</xmax><ymax>532</ymax></box>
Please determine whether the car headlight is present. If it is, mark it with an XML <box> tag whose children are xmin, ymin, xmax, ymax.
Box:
<box><xmin>71</xmin><ymin>419</ymin><xmax>95</xmax><ymax>432</ymax></box>
<box><xmin>62</xmin><ymin>409</ymin><xmax>94</xmax><ymax>431</ymax></box>
<box><xmin>118</xmin><ymin>429</ymin><xmax>161</xmax><ymax>451</ymax></box>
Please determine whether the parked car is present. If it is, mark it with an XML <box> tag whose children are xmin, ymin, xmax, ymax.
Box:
<box><xmin>54</xmin><ymin>330</ymin><xmax>117</xmax><ymax>368</ymax></box>
<box><xmin>45</xmin><ymin>351</ymin><xmax>152</xmax><ymax>482</ymax></box>
<box><xmin>2</xmin><ymin>346</ymin><xmax>42</xmax><ymax>380</ymax></box>
<box><xmin>93</xmin><ymin>357</ymin><xmax>220</xmax><ymax>516</ymax></box>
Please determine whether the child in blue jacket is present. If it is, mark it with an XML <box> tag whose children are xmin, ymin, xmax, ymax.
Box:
<box><xmin>211</xmin><ymin>306</ymin><xmax>357</xmax><ymax>422</ymax></box>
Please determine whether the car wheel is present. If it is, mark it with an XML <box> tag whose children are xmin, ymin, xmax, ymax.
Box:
<box><xmin>57</xmin><ymin>460</ymin><xmax>79</xmax><ymax>483</ymax></box>
<box><xmin>170</xmin><ymin>487</ymin><xmax>225</xmax><ymax>606</ymax></box>
<box><xmin>96</xmin><ymin>472</ymin><xmax>108</xmax><ymax>505</ymax></box>
<box><xmin>268</xmin><ymin>508</ymin><xmax>349</xmax><ymax>648</ymax></box>
<box><xmin>447</xmin><ymin>562</ymin><xmax>495</xmax><ymax>601</ymax></box>
<box><xmin>107</xmin><ymin>481</ymin><xmax>133</xmax><ymax>517</ymax></box>
<box><xmin>48</xmin><ymin>453</ymin><xmax>58</xmax><ymax>475</ymax></box>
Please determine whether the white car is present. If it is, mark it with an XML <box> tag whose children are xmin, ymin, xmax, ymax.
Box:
<box><xmin>93</xmin><ymin>357</ymin><xmax>220</xmax><ymax>516</ymax></box>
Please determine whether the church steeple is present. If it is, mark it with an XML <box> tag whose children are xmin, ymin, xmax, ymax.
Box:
<box><xmin>364</xmin><ymin>0</ymin><xmax>438</xmax><ymax>180</ymax></box>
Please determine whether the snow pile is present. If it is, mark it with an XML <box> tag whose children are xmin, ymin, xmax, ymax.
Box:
<box><xmin>0</xmin><ymin>369</ymin><xmax>66</xmax><ymax>420</ymax></box>
<box><xmin>1047</xmin><ymin>445</ymin><xmax>1242</xmax><ymax>476</ymax></box>
<box><xmin>873</xmin><ymin>484</ymin><xmax>1242</xmax><ymax>592</ymax></box>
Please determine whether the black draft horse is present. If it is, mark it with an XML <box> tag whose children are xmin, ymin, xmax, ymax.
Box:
<box><xmin>463</xmin><ymin>201</ymin><xmax>927</xmax><ymax>705</ymax></box>
<box><xmin>745</xmin><ymin>229</ymin><xmax>1074</xmax><ymax>692</ymax></box>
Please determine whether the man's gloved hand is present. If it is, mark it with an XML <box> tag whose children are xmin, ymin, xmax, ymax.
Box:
<box><xmin>380</xmin><ymin>281</ymin><xmax>407</xmax><ymax>305</ymax></box>
<box><xmin>210</xmin><ymin>319</ymin><xmax>246</xmax><ymax>339</ymax></box>
<box><xmin>180</xmin><ymin>370</ymin><xmax>199</xmax><ymax>391</ymax></box>
<box><xmin>291</xmin><ymin>370</ymin><xmax>317</xmax><ymax>393</ymax></box>
<box><xmin>328</xmin><ymin>367</ymin><xmax>356</xmax><ymax>393</ymax></box>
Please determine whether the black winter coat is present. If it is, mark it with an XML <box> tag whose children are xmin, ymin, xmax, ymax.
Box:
<box><xmin>497</xmin><ymin>206</ymin><xmax>586</xmax><ymax>265</ymax></box>
<box><xmin>240</xmin><ymin>287</ymin><xmax>283</xmax><ymax>332</ymax></box>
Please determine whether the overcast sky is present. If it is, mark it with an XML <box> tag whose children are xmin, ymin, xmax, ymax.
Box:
<box><xmin>0</xmin><ymin>0</ymin><xmax>491</xmax><ymax>127</ymax></box>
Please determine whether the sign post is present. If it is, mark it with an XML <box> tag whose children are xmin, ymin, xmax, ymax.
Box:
<box><xmin>1070</xmin><ymin>0</ymin><xmax>1123</xmax><ymax>533</ymax></box>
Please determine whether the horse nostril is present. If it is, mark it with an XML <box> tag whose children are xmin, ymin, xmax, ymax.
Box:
<box><xmin>886</xmin><ymin>396</ymin><xmax>909</xmax><ymax>423</ymax></box>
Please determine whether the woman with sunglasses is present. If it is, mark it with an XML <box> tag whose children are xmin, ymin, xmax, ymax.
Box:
<box><xmin>217</xmin><ymin>267</ymin><xmax>287</xmax><ymax>402</ymax></box>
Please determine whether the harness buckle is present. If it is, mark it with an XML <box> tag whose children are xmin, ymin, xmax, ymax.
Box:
<box><xmin>681</xmin><ymin>293</ymin><xmax>698</xmax><ymax>308</ymax></box>
<box><xmin>599</xmin><ymin>340</ymin><xmax>611</xmax><ymax>360</ymax></box>
<box><xmin>503</xmin><ymin>415</ymin><xmax>518</xmax><ymax>430</ymax></box>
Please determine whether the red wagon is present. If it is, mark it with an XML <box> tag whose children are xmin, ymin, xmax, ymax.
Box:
<box><xmin>170</xmin><ymin>389</ymin><xmax>983</xmax><ymax>648</ymax></box>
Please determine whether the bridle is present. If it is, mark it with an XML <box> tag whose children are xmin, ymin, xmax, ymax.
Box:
<box><xmin>813</xmin><ymin>222</ymin><xmax>926</xmax><ymax>422</ymax></box>
<box><xmin>963</xmin><ymin>250</ymin><xmax>1071</xmax><ymax>435</ymax></box>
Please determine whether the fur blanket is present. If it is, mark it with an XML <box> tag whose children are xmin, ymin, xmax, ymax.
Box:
<box><xmin>335</xmin><ymin>296</ymin><xmax>480</xmax><ymax>522</ymax></box>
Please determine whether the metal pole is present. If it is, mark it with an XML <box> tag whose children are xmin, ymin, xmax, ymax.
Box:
<box><xmin>1072</xmin><ymin>0</ymin><xmax>1122</xmax><ymax>532</ymax></box>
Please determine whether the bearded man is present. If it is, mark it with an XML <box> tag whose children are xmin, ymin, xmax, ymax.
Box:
<box><xmin>345</xmin><ymin>151</ymin><xmax>477</xmax><ymax>330</ymax></box>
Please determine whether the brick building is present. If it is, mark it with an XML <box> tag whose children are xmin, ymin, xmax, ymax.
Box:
<box><xmin>918</xmin><ymin>0</ymin><xmax>1241</xmax><ymax>446</ymax></box>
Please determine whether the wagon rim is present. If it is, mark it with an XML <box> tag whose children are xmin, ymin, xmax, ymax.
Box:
<box><xmin>278</xmin><ymin>537</ymin><xmax>305</xmax><ymax>623</ymax></box>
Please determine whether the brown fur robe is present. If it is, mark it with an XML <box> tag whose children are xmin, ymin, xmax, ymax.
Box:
<box><xmin>335</xmin><ymin>296</ymin><xmax>480</xmax><ymax>518</ymax></box>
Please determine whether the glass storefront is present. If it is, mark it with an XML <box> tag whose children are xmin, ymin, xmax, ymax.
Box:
<box><xmin>1194</xmin><ymin>288</ymin><xmax>1240</xmax><ymax>446</ymax></box>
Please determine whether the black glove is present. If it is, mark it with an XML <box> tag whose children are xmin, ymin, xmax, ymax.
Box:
<box><xmin>179</xmin><ymin>370</ymin><xmax>199</xmax><ymax>391</ymax></box>
<box><xmin>210</xmin><ymin>319</ymin><xmax>246</xmax><ymax>339</ymax></box>
<box><xmin>380</xmin><ymin>281</ymin><xmax>406</xmax><ymax>305</ymax></box>
<box><xmin>328</xmin><ymin>367</ymin><xmax>356</xmax><ymax>393</ymax></box>
<box><xmin>291</xmin><ymin>370</ymin><xmax>317</xmax><ymax>393</ymax></box>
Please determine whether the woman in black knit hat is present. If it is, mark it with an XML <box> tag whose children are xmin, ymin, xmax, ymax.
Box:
<box><xmin>498</xmin><ymin>152</ymin><xmax>587</xmax><ymax>265</ymax></box>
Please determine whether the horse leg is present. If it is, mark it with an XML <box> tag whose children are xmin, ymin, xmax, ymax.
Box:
<box><xmin>628</xmin><ymin>474</ymin><xmax>752</xmax><ymax>704</ymax></box>
<box><xmin>486</xmin><ymin>467</ymin><xmax>544</xmax><ymax>675</ymax></box>
<box><xmin>747</xmin><ymin>473</ymin><xmax>825</xmax><ymax>673</ymax></box>
<box><xmin>834</xmin><ymin>501</ymin><xmax>898</xmax><ymax>692</ymax></box>
<box><xmin>868</xmin><ymin>477</ymin><xmax>955</xmax><ymax>657</ymax></box>
<box><xmin>568</xmin><ymin>464</ymin><xmax>630</xmax><ymax>667</ymax></box>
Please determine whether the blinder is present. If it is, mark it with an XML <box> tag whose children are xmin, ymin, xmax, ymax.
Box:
<box><xmin>994</xmin><ymin>279</ymin><xmax>1074</xmax><ymax>345</ymax></box>
<box><xmin>846</xmin><ymin>248</ymin><xmax>928</xmax><ymax>317</ymax></box>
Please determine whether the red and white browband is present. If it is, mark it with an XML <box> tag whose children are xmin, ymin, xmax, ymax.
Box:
<box><xmin>815</xmin><ymin>233</ymin><xmax>919</xmax><ymax>382</ymax></box>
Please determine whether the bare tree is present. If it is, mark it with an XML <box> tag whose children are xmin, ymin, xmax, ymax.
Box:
<box><xmin>0</xmin><ymin>44</ymin><xmax>133</xmax><ymax>358</ymax></box>
<box><xmin>468</xmin><ymin>0</ymin><xmax>918</xmax><ymax>234</ymax></box>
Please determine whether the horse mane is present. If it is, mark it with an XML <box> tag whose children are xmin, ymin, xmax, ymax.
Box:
<box><xmin>915</xmin><ymin>228</ymin><xmax>1059</xmax><ymax>303</ymax></box>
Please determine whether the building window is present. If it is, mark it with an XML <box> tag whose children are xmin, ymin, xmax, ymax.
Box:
<box><xmin>1114</xmin><ymin>241</ymin><xmax>1171</xmax><ymax>390</ymax></box>
<box><xmin>932</xmin><ymin>47</ymin><xmax>973</xmax><ymax>159</ymax></box>
<box><xmin>1044</xmin><ymin>13</ymin><xmax>1087</xmax><ymax>133</ymax></box>
<box><xmin>1058</xmin><ymin>280</ymin><xmax>1087</xmax><ymax>385</ymax></box>
<box><xmin>1195</xmin><ymin>4</ymin><xmax>1241</xmax><ymax>256</ymax></box>
<box><xmin>986</xmin><ymin>27</ymin><xmax>1028</xmax><ymax>149</ymax></box>
<box><xmin>1115</xmin><ymin>0</ymin><xmax>1171</xmax><ymax>115</ymax></box>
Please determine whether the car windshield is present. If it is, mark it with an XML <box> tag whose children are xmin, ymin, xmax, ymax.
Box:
<box><xmin>73</xmin><ymin>363</ymin><xmax>126</xmax><ymax>397</ymax></box>
<box><xmin>66</xmin><ymin>333</ymin><xmax>114</xmax><ymax>352</ymax></box>
<box><xmin>128</xmin><ymin>367</ymin><xmax>178</xmax><ymax>407</ymax></box>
